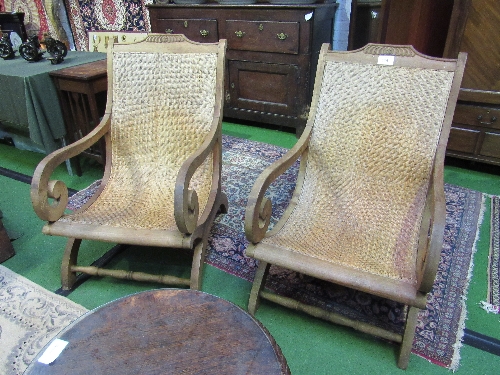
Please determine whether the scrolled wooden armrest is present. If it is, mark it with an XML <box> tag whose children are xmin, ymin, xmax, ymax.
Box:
<box><xmin>30</xmin><ymin>115</ymin><xmax>111</xmax><ymax>222</ymax></box>
<box><xmin>174</xmin><ymin>127</ymin><xmax>220</xmax><ymax>235</ymax></box>
<box><xmin>244</xmin><ymin>130</ymin><xmax>311</xmax><ymax>244</ymax></box>
<box><xmin>416</xmin><ymin>165</ymin><xmax>446</xmax><ymax>293</ymax></box>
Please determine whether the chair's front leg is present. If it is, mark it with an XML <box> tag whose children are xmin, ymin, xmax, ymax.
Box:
<box><xmin>190</xmin><ymin>237</ymin><xmax>207</xmax><ymax>291</ymax></box>
<box><xmin>248</xmin><ymin>260</ymin><xmax>271</xmax><ymax>316</ymax></box>
<box><xmin>61</xmin><ymin>238</ymin><xmax>82</xmax><ymax>290</ymax></box>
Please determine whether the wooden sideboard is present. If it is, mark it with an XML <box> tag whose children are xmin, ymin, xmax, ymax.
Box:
<box><xmin>443</xmin><ymin>0</ymin><xmax>500</xmax><ymax>165</ymax></box>
<box><xmin>147</xmin><ymin>3</ymin><xmax>337</xmax><ymax>134</ymax></box>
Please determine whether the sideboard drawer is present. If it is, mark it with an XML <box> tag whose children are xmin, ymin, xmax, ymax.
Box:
<box><xmin>156</xmin><ymin>19</ymin><xmax>219</xmax><ymax>43</ymax></box>
<box><xmin>480</xmin><ymin>132</ymin><xmax>500</xmax><ymax>158</ymax></box>
<box><xmin>453</xmin><ymin>104</ymin><xmax>500</xmax><ymax>130</ymax></box>
<box><xmin>447</xmin><ymin>126</ymin><xmax>480</xmax><ymax>153</ymax></box>
<box><xmin>226</xmin><ymin>20</ymin><xmax>300</xmax><ymax>54</ymax></box>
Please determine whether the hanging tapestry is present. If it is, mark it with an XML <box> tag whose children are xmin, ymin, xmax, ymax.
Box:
<box><xmin>63</xmin><ymin>0</ymin><xmax>152</xmax><ymax>51</ymax></box>
<box><xmin>0</xmin><ymin>0</ymin><xmax>70</xmax><ymax>44</ymax></box>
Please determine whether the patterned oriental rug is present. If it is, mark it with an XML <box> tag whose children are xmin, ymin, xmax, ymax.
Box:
<box><xmin>483</xmin><ymin>196</ymin><xmax>500</xmax><ymax>314</ymax></box>
<box><xmin>64</xmin><ymin>0</ymin><xmax>152</xmax><ymax>51</ymax></box>
<box><xmin>0</xmin><ymin>265</ymin><xmax>88</xmax><ymax>375</ymax></box>
<box><xmin>68</xmin><ymin>135</ymin><xmax>485</xmax><ymax>371</ymax></box>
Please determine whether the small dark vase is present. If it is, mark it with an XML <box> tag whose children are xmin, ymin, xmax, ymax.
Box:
<box><xmin>0</xmin><ymin>33</ymin><xmax>15</xmax><ymax>60</ymax></box>
<box><xmin>43</xmin><ymin>36</ymin><xmax>68</xmax><ymax>64</ymax></box>
<box><xmin>19</xmin><ymin>35</ymin><xmax>44</xmax><ymax>62</ymax></box>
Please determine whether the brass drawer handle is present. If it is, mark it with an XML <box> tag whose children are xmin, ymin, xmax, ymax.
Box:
<box><xmin>184</xmin><ymin>21</ymin><xmax>188</xmax><ymax>28</ymax></box>
<box><xmin>235</xmin><ymin>31</ymin><xmax>245</xmax><ymax>38</ymax></box>
<box><xmin>200</xmin><ymin>30</ymin><xmax>209</xmax><ymax>37</ymax></box>
<box><xmin>477</xmin><ymin>114</ymin><xmax>497</xmax><ymax>125</ymax></box>
<box><xmin>165</xmin><ymin>29</ymin><xmax>173</xmax><ymax>34</ymax></box>
<box><xmin>277</xmin><ymin>33</ymin><xmax>288</xmax><ymax>40</ymax></box>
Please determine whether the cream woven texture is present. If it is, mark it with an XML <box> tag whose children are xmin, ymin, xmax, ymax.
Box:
<box><xmin>262</xmin><ymin>61</ymin><xmax>454</xmax><ymax>283</ymax></box>
<box><xmin>61</xmin><ymin>51</ymin><xmax>217</xmax><ymax>230</ymax></box>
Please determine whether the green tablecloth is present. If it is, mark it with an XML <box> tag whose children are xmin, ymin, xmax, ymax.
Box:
<box><xmin>0</xmin><ymin>51</ymin><xmax>106</xmax><ymax>153</ymax></box>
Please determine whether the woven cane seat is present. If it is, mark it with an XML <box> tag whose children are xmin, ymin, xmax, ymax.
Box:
<box><xmin>244</xmin><ymin>43</ymin><xmax>467</xmax><ymax>369</ymax></box>
<box><xmin>59</xmin><ymin>52</ymin><xmax>216</xmax><ymax>231</ymax></box>
<box><xmin>260</xmin><ymin>62</ymin><xmax>454</xmax><ymax>284</ymax></box>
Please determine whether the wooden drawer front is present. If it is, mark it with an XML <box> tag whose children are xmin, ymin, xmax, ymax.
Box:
<box><xmin>228</xmin><ymin>60</ymin><xmax>299</xmax><ymax>116</ymax></box>
<box><xmin>453</xmin><ymin>104</ymin><xmax>500</xmax><ymax>130</ymax></box>
<box><xmin>156</xmin><ymin>19</ymin><xmax>218</xmax><ymax>43</ymax></box>
<box><xmin>447</xmin><ymin>127</ymin><xmax>480</xmax><ymax>154</ymax></box>
<box><xmin>226</xmin><ymin>20</ymin><xmax>300</xmax><ymax>54</ymax></box>
<box><xmin>480</xmin><ymin>132</ymin><xmax>500</xmax><ymax>159</ymax></box>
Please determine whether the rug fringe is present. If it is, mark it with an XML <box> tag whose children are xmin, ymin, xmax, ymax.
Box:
<box><xmin>449</xmin><ymin>194</ymin><xmax>487</xmax><ymax>372</ymax></box>
<box><xmin>486</xmin><ymin>196</ymin><xmax>500</xmax><ymax>313</ymax></box>
<box><xmin>479</xmin><ymin>301</ymin><xmax>500</xmax><ymax>314</ymax></box>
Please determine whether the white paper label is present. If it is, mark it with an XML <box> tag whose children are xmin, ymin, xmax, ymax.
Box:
<box><xmin>378</xmin><ymin>55</ymin><xmax>395</xmax><ymax>65</ymax></box>
<box><xmin>38</xmin><ymin>339</ymin><xmax>69</xmax><ymax>364</ymax></box>
<box><xmin>305</xmin><ymin>12</ymin><xmax>313</xmax><ymax>21</ymax></box>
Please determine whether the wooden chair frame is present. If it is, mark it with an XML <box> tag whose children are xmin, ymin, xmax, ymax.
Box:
<box><xmin>244</xmin><ymin>43</ymin><xmax>467</xmax><ymax>369</ymax></box>
<box><xmin>31</xmin><ymin>34</ymin><xmax>228</xmax><ymax>291</ymax></box>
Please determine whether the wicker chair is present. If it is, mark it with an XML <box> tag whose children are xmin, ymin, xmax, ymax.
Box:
<box><xmin>31</xmin><ymin>34</ymin><xmax>228</xmax><ymax>291</ymax></box>
<box><xmin>244</xmin><ymin>43</ymin><xmax>466</xmax><ymax>369</ymax></box>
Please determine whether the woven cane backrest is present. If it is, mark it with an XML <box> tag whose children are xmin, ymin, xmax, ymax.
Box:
<box><xmin>263</xmin><ymin>50</ymin><xmax>455</xmax><ymax>284</ymax></box>
<box><xmin>64</xmin><ymin>36</ymin><xmax>219</xmax><ymax>230</ymax></box>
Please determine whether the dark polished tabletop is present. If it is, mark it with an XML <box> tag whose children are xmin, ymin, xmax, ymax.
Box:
<box><xmin>25</xmin><ymin>289</ymin><xmax>290</xmax><ymax>375</ymax></box>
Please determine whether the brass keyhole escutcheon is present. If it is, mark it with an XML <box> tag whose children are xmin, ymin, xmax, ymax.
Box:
<box><xmin>184</xmin><ymin>21</ymin><xmax>188</xmax><ymax>28</ymax></box>
<box><xmin>231</xmin><ymin>83</ymin><xmax>235</xmax><ymax>89</ymax></box>
<box><xmin>277</xmin><ymin>33</ymin><xmax>288</xmax><ymax>40</ymax></box>
<box><xmin>258</xmin><ymin>24</ymin><xmax>264</xmax><ymax>31</ymax></box>
<box><xmin>235</xmin><ymin>30</ymin><xmax>245</xmax><ymax>38</ymax></box>
<box><xmin>200</xmin><ymin>30</ymin><xmax>209</xmax><ymax>37</ymax></box>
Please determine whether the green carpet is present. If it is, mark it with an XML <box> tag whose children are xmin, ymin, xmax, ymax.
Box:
<box><xmin>1</xmin><ymin>121</ymin><xmax>500</xmax><ymax>374</ymax></box>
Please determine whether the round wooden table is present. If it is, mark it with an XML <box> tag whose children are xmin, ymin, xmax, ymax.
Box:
<box><xmin>25</xmin><ymin>289</ymin><xmax>289</xmax><ymax>374</ymax></box>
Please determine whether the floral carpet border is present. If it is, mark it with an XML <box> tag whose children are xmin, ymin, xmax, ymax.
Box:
<box><xmin>482</xmin><ymin>196</ymin><xmax>500</xmax><ymax>314</ymax></box>
<box><xmin>0</xmin><ymin>266</ymin><xmax>88</xmax><ymax>375</ymax></box>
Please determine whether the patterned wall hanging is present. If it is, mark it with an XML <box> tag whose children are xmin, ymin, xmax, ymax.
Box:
<box><xmin>63</xmin><ymin>0</ymin><xmax>152</xmax><ymax>51</ymax></box>
<box><xmin>0</xmin><ymin>0</ymin><xmax>70</xmax><ymax>45</ymax></box>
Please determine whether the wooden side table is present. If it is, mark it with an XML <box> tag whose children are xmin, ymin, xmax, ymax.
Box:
<box><xmin>25</xmin><ymin>289</ymin><xmax>290</xmax><ymax>375</ymax></box>
<box><xmin>49</xmin><ymin>59</ymin><xmax>107</xmax><ymax>176</ymax></box>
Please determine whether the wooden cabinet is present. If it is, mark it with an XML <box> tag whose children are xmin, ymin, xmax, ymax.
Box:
<box><xmin>147</xmin><ymin>3</ymin><xmax>337</xmax><ymax>134</ymax></box>
<box><xmin>444</xmin><ymin>0</ymin><xmax>500</xmax><ymax>165</ymax></box>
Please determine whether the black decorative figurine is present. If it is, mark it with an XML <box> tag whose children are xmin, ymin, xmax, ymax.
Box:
<box><xmin>43</xmin><ymin>36</ymin><xmax>67</xmax><ymax>64</ymax></box>
<box><xmin>19</xmin><ymin>35</ymin><xmax>44</xmax><ymax>62</ymax></box>
<box><xmin>0</xmin><ymin>33</ymin><xmax>15</xmax><ymax>59</ymax></box>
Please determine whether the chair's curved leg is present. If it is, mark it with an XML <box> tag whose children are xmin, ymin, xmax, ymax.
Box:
<box><xmin>189</xmin><ymin>190</ymin><xmax>229</xmax><ymax>290</ymax></box>
<box><xmin>61</xmin><ymin>238</ymin><xmax>82</xmax><ymax>290</ymax></box>
<box><xmin>398</xmin><ymin>305</ymin><xmax>420</xmax><ymax>369</ymax></box>
<box><xmin>248</xmin><ymin>261</ymin><xmax>270</xmax><ymax>316</ymax></box>
<box><xmin>190</xmin><ymin>237</ymin><xmax>207</xmax><ymax>290</ymax></box>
